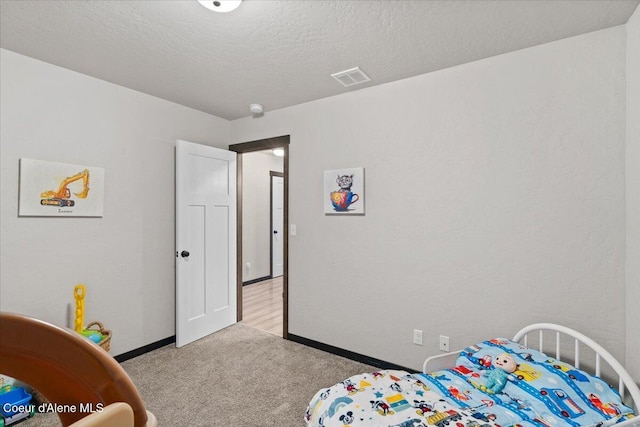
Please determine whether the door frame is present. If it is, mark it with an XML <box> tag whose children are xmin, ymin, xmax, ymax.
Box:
<box><xmin>270</xmin><ymin>171</ymin><xmax>284</xmax><ymax>279</ymax></box>
<box><xmin>229</xmin><ymin>135</ymin><xmax>290</xmax><ymax>338</ymax></box>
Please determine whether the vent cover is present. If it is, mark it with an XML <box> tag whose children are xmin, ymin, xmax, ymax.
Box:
<box><xmin>331</xmin><ymin>67</ymin><xmax>371</xmax><ymax>87</ymax></box>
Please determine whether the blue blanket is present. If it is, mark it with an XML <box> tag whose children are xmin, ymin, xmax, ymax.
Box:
<box><xmin>305</xmin><ymin>339</ymin><xmax>635</xmax><ymax>427</ymax></box>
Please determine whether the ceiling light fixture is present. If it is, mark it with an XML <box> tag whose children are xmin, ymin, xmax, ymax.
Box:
<box><xmin>197</xmin><ymin>0</ymin><xmax>242</xmax><ymax>13</ymax></box>
<box><xmin>272</xmin><ymin>148</ymin><xmax>285</xmax><ymax>157</ymax></box>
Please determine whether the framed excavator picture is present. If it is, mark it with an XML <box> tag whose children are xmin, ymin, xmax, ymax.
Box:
<box><xmin>18</xmin><ymin>158</ymin><xmax>105</xmax><ymax>217</ymax></box>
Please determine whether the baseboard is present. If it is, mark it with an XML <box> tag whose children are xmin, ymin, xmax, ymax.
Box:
<box><xmin>114</xmin><ymin>335</ymin><xmax>176</xmax><ymax>363</ymax></box>
<box><xmin>288</xmin><ymin>334</ymin><xmax>415</xmax><ymax>372</ymax></box>
<box><xmin>242</xmin><ymin>276</ymin><xmax>271</xmax><ymax>286</ymax></box>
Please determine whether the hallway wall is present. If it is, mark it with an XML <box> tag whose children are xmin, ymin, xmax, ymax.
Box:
<box><xmin>242</xmin><ymin>151</ymin><xmax>284</xmax><ymax>282</ymax></box>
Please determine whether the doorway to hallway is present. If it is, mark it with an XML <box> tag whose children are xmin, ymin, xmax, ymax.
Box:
<box><xmin>229</xmin><ymin>135</ymin><xmax>289</xmax><ymax>338</ymax></box>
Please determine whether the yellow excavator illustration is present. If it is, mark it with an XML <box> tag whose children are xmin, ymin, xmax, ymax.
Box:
<box><xmin>40</xmin><ymin>169</ymin><xmax>90</xmax><ymax>207</ymax></box>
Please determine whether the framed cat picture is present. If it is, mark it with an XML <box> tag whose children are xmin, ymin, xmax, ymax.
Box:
<box><xmin>324</xmin><ymin>167</ymin><xmax>365</xmax><ymax>214</ymax></box>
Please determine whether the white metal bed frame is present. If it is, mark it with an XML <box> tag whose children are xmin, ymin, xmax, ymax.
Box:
<box><xmin>422</xmin><ymin>323</ymin><xmax>640</xmax><ymax>427</ymax></box>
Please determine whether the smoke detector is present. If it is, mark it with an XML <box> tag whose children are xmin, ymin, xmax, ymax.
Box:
<box><xmin>331</xmin><ymin>67</ymin><xmax>371</xmax><ymax>87</ymax></box>
<box><xmin>249</xmin><ymin>104</ymin><xmax>264</xmax><ymax>114</ymax></box>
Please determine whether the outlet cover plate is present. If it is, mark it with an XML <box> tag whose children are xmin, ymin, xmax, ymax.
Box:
<box><xmin>413</xmin><ymin>329</ymin><xmax>423</xmax><ymax>346</ymax></box>
<box><xmin>439</xmin><ymin>335</ymin><xmax>450</xmax><ymax>352</ymax></box>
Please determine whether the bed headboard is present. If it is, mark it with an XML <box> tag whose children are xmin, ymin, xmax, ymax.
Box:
<box><xmin>513</xmin><ymin>323</ymin><xmax>640</xmax><ymax>414</ymax></box>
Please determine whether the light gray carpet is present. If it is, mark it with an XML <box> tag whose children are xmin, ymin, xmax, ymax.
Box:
<box><xmin>21</xmin><ymin>323</ymin><xmax>375</xmax><ymax>426</ymax></box>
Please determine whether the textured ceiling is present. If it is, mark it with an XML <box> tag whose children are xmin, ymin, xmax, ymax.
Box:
<box><xmin>1</xmin><ymin>0</ymin><xmax>638</xmax><ymax>120</ymax></box>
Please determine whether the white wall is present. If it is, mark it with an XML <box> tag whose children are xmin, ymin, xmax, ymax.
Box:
<box><xmin>242</xmin><ymin>151</ymin><xmax>284</xmax><ymax>282</ymax></box>
<box><xmin>626</xmin><ymin>5</ymin><xmax>640</xmax><ymax>381</ymax></box>
<box><xmin>0</xmin><ymin>49</ymin><xmax>230</xmax><ymax>356</ymax></box>
<box><xmin>231</xmin><ymin>27</ymin><xmax>627</xmax><ymax>370</ymax></box>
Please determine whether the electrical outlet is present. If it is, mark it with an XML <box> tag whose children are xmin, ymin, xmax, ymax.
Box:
<box><xmin>290</xmin><ymin>224</ymin><xmax>297</xmax><ymax>236</ymax></box>
<box><xmin>439</xmin><ymin>335</ymin><xmax>450</xmax><ymax>352</ymax></box>
<box><xmin>413</xmin><ymin>329</ymin><xmax>423</xmax><ymax>346</ymax></box>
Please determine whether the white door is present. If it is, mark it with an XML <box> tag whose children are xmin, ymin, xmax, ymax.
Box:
<box><xmin>271</xmin><ymin>175</ymin><xmax>284</xmax><ymax>278</ymax></box>
<box><xmin>176</xmin><ymin>140</ymin><xmax>236</xmax><ymax>347</ymax></box>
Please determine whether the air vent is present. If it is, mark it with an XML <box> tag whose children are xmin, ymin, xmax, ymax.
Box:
<box><xmin>331</xmin><ymin>67</ymin><xmax>371</xmax><ymax>87</ymax></box>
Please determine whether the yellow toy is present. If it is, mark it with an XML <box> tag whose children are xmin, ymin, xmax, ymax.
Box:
<box><xmin>73</xmin><ymin>284</ymin><xmax>86</xmax><ymax>333</ymax></box>
<box><xmin>73</xmin><ymin>285</ymin><xmax>104</xmax><ymax>344</ymax></box>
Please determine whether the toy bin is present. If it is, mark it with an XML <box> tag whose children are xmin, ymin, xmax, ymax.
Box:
<box><xmin>0</xmin><ymin>387</ymin><xmax>34</xmax><ymax>426</ymax></box>
<box><xmin>86</xmin><ymin>320</ymin><xmax>112</xmax><ymax>352</ymax></box>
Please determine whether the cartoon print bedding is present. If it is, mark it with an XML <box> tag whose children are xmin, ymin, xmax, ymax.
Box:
<box><xmin>304</xmin><ymin>339</ymin><xmax>636</xmax><ymax>427</ymax></box>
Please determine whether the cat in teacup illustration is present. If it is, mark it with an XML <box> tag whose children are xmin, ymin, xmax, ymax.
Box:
<box><xmin>336</xmin><ymin>174</ymin><xmax>353</xmax><ymax>192</ymax></box>
<box><xmin>331</xmin><ymin>174</ymin><xmax>359</xmax><ymax>211</ymax></box>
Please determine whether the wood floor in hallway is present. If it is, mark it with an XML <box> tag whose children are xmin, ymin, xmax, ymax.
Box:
<box><xmin>241</xmin><ymin>276</ymin><xmax>283</xmax><ymax>337</ymax></box>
